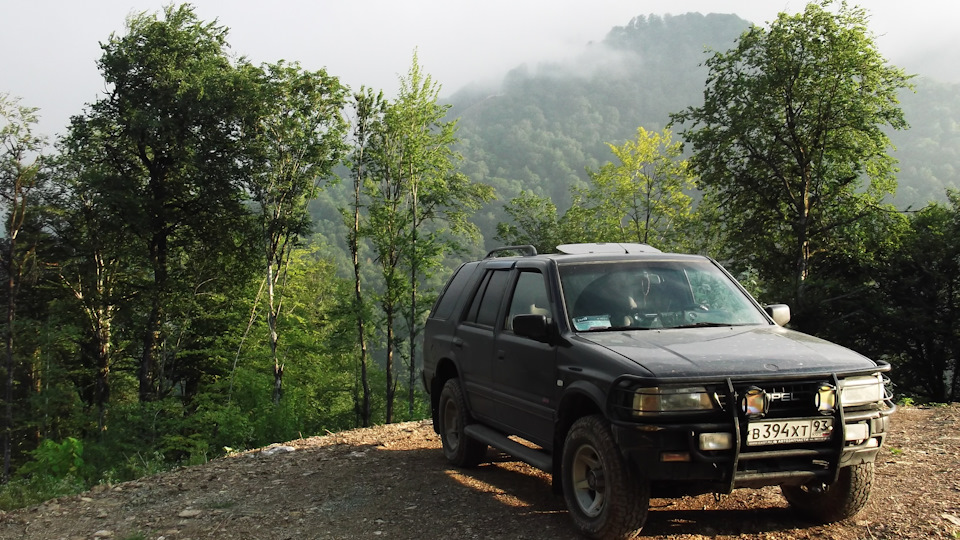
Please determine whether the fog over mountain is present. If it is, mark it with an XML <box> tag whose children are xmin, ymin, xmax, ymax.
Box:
<box><xmin>440</xmin><ymin>12</ymin><xmax>959</xmax><ymax>242</ymax></box>
<box><xmin>2</xmin><ymin>1</ymin><xmax>959</xmax><ymax>138</ymax></box>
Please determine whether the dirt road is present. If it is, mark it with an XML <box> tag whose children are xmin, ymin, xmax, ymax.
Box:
<box><xmin>1</xmin><ymin>405</ymin><xmax>957</xmax><ymax>539</ymax></box>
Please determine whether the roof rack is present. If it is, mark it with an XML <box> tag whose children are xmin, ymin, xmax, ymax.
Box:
<box><xmin>556</xmin><ymin>243</ymin><xmax>661</xmax><ymax>254</ymax></box>
<box><xmin>484</xmin><ymin>245</ymin><xmax>538</xmax><ymax>259</ymax></box>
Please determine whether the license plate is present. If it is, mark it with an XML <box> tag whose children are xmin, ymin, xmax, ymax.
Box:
<box><xmin>746</xmin><ymin>418</ymin><xmax>834</xmax><ymax>446</ymax></box>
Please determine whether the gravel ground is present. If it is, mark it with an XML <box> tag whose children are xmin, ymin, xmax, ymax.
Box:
<box><xmin>0</xmin><ymin>405</ymin><xmax>957</xmax><ymax>540</ymax></box>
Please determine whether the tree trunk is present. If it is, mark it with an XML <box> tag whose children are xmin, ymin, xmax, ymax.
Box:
<box><xmin>408</xmin><ymin>189</ymin><xmax>418</xmax><ymax>417</ymax></box>
<box><xmin>385</xmin><ymin>307</ymin><xmax>395</xmax><ymax>424</ymax></box>
<box><xmin>140</xmin><ymin>174</ymin><xmax>169</xmax><ymax>402</ymax></box>
<box><xmin>63</xmin><ymin>250</ymin><xmax>114</xmax><ymax>433</ymax></box>
<box><xmin>351</xmin><ymin>194</ymin><xmax>371</xmax><ymax>427</ymax></box>
<box><xmin>139</xmin><ymin>237</ymin><xmax>166</xmax><ymax>402</ymax></box>
<box><xmin>4</xmin><ymin>237</ymin><xmax>15</xmax><ymax>482</ymax></box>
<box><xmin>139</xmin><ymin>300</ymin><xmax>161</xmax><ymax>402</ymax></box>
<box><xmin>267</xmin><ymin>252</ymin><xmax>282</xmax><ymax>405</ymax></box>
<box><xmin>347</xmin><ymin>90</ymin><xmax>378</xmax><ymax>428</ymax></box>
<box><xmin>95</xmin><ymin>318</ymin><xmax>111</xmax><ymax>433</ymax></box>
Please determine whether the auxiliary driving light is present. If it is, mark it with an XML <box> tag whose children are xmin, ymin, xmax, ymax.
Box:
<box><xmin>699</xmin><ymin>432</ymin><xmax>734</xmax><ymax>451</ymax></box>
<box><xmin>816</xmin><ymin>382</ymin><xmax>837</xmax><ymax>413</ymax></box>
<box><xmin>740</xmin><ymin>386</ymin><xmax>768</xmax><ymax>418</ymax></box>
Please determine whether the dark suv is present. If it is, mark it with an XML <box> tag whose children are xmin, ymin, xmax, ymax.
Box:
<box><xmin>422</xmin><ymin>243</ymin><xmax>894</xmax><ymax>539</ymax></box>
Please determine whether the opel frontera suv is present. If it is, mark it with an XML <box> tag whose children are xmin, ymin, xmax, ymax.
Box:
<box><xmin>422</xmin><ymin>243</ymin><xmax>894</xmax><ymax>539</ymax></box>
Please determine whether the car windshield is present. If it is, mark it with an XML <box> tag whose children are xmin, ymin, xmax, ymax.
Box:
<box><xmin>558</xmin><ymin>259</ymin><xmax>769</xmax><ymax>331</ymax></box>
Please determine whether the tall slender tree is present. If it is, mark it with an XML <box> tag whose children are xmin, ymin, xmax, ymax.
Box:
<box><xmin>0</xmin><ymin>94</ymin><xmax>48</xmax><ymax>480</ymax></box>
<box><xmin>48</xmin><ymin>137</ymin><xmax>128</xmax><ymax>433</ymax></box>
<box><xmin>245</xmin><ymin>61</ymin><xmax>348</xmax><ymax>404</ymax></box>
<box><xmin>364</xmin><ymin>54</ymin><xmax>493</xmax><ymax>422</ymax></box>
<box><xmin>364</xmin><ymin>116</ymin><xmax>410</xmax><ymax>424</ymax></box>
<box><xmin>392</xmin><ymin>55</ymin><xmax>492</xmax><ymax>416</ymax></box>
<box><xmin>344</xmin><ymin>87</ymin><xmax>385</xmax><ymax>427</ymax></box>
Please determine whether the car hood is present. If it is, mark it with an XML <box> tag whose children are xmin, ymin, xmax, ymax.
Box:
<box><xmin>577</xmin><ymin>325</ymin><xmax>876</xmax><ymax>378</ymax></box>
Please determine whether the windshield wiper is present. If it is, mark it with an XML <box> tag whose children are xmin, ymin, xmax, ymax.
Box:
<box><xmin>668</xmin><ymin>322</ymin><xmax>752</xmax><ymax>329</ymax></box>
<box><xmin>581</xmin><ymin>325</ymin><xmax>656</xmax><ymax>332</ymax></box>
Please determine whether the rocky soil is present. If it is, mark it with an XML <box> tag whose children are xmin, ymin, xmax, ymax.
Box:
<box><xmin>0</xmin><ymin>405</ymin><xmax>957</xmax><ymax>540</ymax></box>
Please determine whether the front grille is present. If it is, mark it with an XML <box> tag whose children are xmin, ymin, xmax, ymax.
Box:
<box><xmin>757</xmin><ymin>383</ymin><xmax>819</xmax><ymax>418</ymax></box>
<box><xmin>716</xmin><ymin>380</ymin><xmax>827</xmax><ymax>419</ymax></box>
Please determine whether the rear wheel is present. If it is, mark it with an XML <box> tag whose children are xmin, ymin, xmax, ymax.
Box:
<box><xmin>561</xmin><ymin>415</ymin><xmax>649</xmax><ymax>539</ymax></box>
<box><xmin>782</xmin><ymin>462</ymin><xmax>873</xmax><ymax>523</ymax></box>
<box><xmin>438</xmin><ymin>378</ymin><xmax>487</xmax><ymax>467</ymax></box>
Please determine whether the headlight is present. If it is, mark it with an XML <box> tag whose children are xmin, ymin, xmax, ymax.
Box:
<box><xmin>840</xmin><ymin>374</ymin><xmax>884</xmax><ymax>407</ymax></box>
<box><xmin>633</xmin><ymin>387</ymin><xmax>715</xmax><ymax>415</ymax></box>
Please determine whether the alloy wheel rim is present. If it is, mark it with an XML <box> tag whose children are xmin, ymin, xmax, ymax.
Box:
<box><xmin>571</xmin><ymin>443</ymin><xmax>605</xmax><ymax>517</ymax></box>
<box><xmin>443</xmin><ymin>399</ymin><xmax>461</xmax><ymax>449</ymax></box>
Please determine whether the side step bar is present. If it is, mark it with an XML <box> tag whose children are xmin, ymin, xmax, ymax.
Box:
<box><xmin>464</xmin><ymin>424</ymin><xmax>553</xmax><ymax>472</ymax></box>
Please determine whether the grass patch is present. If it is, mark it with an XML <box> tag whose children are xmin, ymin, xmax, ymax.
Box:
<box><xmin>0</xmin><ymin>475</ymin><xmax>86</xmax><ymax>511</ymax></box>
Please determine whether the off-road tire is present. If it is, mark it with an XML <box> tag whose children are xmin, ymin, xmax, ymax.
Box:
<box><xmin>782</xmin><ymin>462</ymin><xmax>874</xmax><ymax>523</ymax></box>
<box><xmin>561</xmin><ymin>415</ymin><xmax>649</xmax><ymax>539</ymax></box>
<box><xmin>438</xmin><ymin>378</ymin><xmax>487</xmax><ymax>467</ymax></box>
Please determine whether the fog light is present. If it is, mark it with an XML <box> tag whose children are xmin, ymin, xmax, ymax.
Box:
<box><xmin>844</xmin><ymin>423</ymin><xmax>870</xmax><ymax>442</ymax></box>
<box><xmin>699</xmin><ymin>432</ymin><xmax>734</xmax><ymax>451</ymax></box>
<box><xmin>816</xmin><ymin>383</ymin><xmax>837</xmax><ymax>413</ymax></box>
<box><xmin>741</xmin><ymin>386</ymin><xmax>768</xmax><ymax>417</ymax></box>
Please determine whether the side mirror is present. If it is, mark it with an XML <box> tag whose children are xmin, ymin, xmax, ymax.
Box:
<box><xmin>513</xmin><ymin>314</ymin><xmax>551</xmax><ymax>341</ymax></box>
<box><xmin>764</xmin><ymin>304</ymin><xmax>791</xmax><ymax>326</ymax></box>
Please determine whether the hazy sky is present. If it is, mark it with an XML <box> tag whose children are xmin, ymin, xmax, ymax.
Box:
<box><xmin>3</xmin><ymin>0</ymin><xmax>957</xmax><ymax>138</ymax></box>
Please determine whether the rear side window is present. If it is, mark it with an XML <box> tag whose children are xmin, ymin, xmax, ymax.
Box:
<box><xmin>505</xmin><ymin>271</ymin><xmax>551</xmax><ymax>331</ymax></box>
<box><xmin>465</xmin><ymin>269</ymin><xmax>511</xmax><ymax>327</ymax></box>
<box><xmin>431</xmin><ymin>264</ymin><xmax>474</xmax><ymax>320</ymax></box>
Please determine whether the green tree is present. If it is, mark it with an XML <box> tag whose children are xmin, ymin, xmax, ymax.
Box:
<box><xmin>364</xmin><ymin>106</ymin><xmax>411</xmax><ymax>425</ymax></box>
<box><xmin>870</xmin><ymin>194</ymin><xmax>960</xmax><ymax>401</ymax></box>
<box><xmin>344</xmin><ymin>87</ymin><xmax>385</xmax><ymax>427</ymax></box>
<box><xmin>671</xmin><ymin>1</ymin><xmax>912</xmax><ymax>309</ymax></box>
<box><xmin>566</xmin><ymin>127</ymin><xmax>694</xmax><ymax>251</ymax></box>
<box><xmin>245</xmin><ymin>61</ymin><xmax>348</xmax><ymax>404</ymax></box>
<box><xmin>494</xmin><ymin>191</ymin><xmax>564</xmax><ymax>254</ymax></box>
<box><xmin>364</xmin><ymin>54</ymin><xmax>492</xmax><ymax>422</ymax></box>
<box><xmin>77</xmin><ymin>4</ymin><xmax>256</xmax><ymax>401</ymax></box>
<box><xmin>48</xmin><ymin>138</ymin><xmax>129</xmax><ymax>434</ymax></box>
<box><xmin>392</xmin><ymin>55</ymin><xmax>493</xmax><ymax>416</ymax></box>
<box><xmin>0</xmin><ymin>94</ymin><xmax>48</xmax><ymax>480</ymax></box>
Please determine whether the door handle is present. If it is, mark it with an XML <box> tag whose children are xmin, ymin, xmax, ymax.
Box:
<box><xmin>453</xmin><ymin>338</ymin><xmax>464</xmax><ymax>348</ymax></box>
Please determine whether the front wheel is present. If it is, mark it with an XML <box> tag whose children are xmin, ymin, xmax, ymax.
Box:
<box><xmin>438</xmin><ymin>378</ymin><xmax>487</xmax><ymax>467</ymax></box>
<box><xmin>561</xmin><ymin>415</ymin><xmax>649</xmax><ymax>539</ymax></box>
<box><xmin>781</xmin><ymin>462</ymin><xmax>873</xmax><ymax>523</ymax></box>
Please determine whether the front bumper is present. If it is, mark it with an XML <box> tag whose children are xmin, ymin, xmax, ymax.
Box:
<box><xmin>610</xmin><ymin>405</ymin><xmax>893</xmax><ymax>495</ymax></box>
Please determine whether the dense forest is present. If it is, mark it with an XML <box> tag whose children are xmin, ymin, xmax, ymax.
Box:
<box><xmin>1</xmin><ymin>1</ymin><xmax>958</xmax><ymax>509</ymax></box>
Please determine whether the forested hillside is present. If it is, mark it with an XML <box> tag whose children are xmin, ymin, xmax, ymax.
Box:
<box><xmin>443</xmin><ymin>13</ymin><xmax>960</xmax><ymax>244</ymax></box>
<box><xmin>888</xmin><ymin>78</ymin><xmax>960</xmax><ymax>206</ymax></box>
<box><xmin>447</xmin><ymin>13</ymin><xmax>747</xmax><ymax>241</ymax></box>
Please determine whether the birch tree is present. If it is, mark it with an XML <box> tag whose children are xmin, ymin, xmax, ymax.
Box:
<box><xmin>246</xmin><ymin>61</ymin><xmax>348</xmax><ymax>404</ymax></box>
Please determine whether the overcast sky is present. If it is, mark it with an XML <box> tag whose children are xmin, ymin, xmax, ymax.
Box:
<box><xmin>3</xmin><ymin>0</ymin><xmax>957</xmax><ymax>138</ymax></box>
